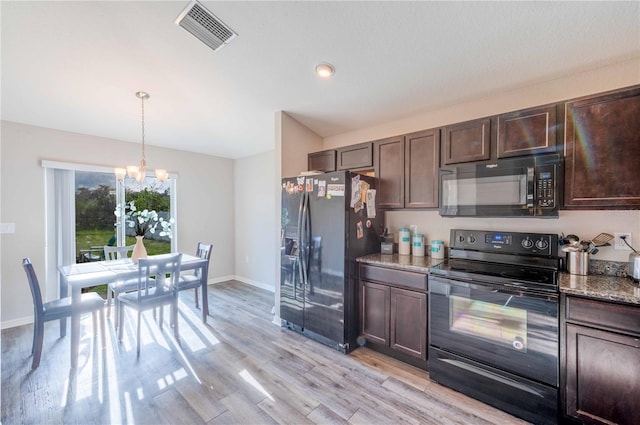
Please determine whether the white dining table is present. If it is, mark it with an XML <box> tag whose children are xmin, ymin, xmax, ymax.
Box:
<box><xmin>58</xmin><ymin>253</ymin><xmax>209</xmax><ymax>368</ymax></box>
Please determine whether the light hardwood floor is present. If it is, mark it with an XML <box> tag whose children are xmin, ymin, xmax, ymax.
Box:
<box><xmin>1</xmin><ymin>281</ymin><xmax>529</xmax><ymax>424</ymax></box>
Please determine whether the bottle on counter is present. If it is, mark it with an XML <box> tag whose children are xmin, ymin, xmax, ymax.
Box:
<box><xmin>431</xmin><ymin>240</ymin><xmax>445</xmax><ymax>259</ymax></box>
<box><xmin>412</xmin><ymin>233</ymin><xmax>425</xmax><ymax>257</ymax></box>
<box><xmin>398</xmin><ymin>228</ymin><xmax>411</xmax><ymax>255</ymax></box>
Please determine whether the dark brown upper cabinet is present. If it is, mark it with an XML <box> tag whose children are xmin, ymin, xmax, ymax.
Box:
<box><xmin>495</xmin><ymin>104</ymin><xmax>557</xmax><ymax>159</ymax></box>
<box><xmin>405</xmin><ymin>128</ymin><xmax>440</xmax><ymax>208</ymax></box>
<box><xmin>373</xmin><ymin>136</ymin><xmax>405</xmax><ymax>208</ymax></box>
<box><xmin>337</xmin><ymin>142</ymin><xmax>373</xmax><ymax>170</ymax></box>
<box><xmin>374</xmin><ymin>129</ymin><xmax>440</xmax><ymax>209</ymax></box>
<box><xmin>563</xmin><ymin>85</ymin><xmax>640</xmax><ymax>209</ymax></box>
<box><xmin>307</xmin><ymin>149</ymin><xmax>336</xmax><ymax>172</ymax></box>
<box><xmin>441</xmin><ymin>117</ymin><xmax>491</xmax><ymax>165</ymax></box>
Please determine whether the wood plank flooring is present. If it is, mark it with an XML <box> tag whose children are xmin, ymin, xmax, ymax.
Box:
<box><xmin>1</xmin><ymin>281</ymin><xmax>530</xmax><ymax>424</ymax></box>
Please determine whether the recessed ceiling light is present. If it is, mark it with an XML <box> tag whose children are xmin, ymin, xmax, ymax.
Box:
<box><xmin>315</xmin><ymin>63</ymin><xmax>335</xmax><ymax>78</ymax></box>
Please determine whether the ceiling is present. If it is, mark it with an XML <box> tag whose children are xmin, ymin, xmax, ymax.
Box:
<box><xmin>2</xmin><ymin>1</ymin><xmax>639</xmax><ymax>159</ymax></box>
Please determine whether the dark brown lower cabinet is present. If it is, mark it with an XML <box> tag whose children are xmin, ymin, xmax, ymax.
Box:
<box><xmin>360</xmin><ymin>264</ymin><xmax>428</xmax><ymax>368</ymax></box>
<box><xmin>389</xmin><ymin>287</ymin><xmax>427</xmax><ymax>359</ymax></box>
<box><xmin>563</xmin><ymin>295</ymin><xmax>640</xmax><ymax>425</ymax></box>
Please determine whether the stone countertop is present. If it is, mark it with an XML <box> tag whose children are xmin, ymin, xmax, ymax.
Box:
<box><xmin>358</xmin><ymin>254</ymin><xmax>640</xmax><ymax>306</ymax></box>
<box><xmin>559</xmin><ymin>272</ymin><xmax>640</xmax><ymax>305</ymax></box>
<box><xmin>356</xmin><ymin>253</ymin><xmax>444</xmax><ymax>274</ymax></box>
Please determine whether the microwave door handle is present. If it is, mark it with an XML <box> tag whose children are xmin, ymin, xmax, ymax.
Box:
<box><xmin>526</xmin><ymin>166</ymin><xmax>535</xmax><ymax>208</ymax></box>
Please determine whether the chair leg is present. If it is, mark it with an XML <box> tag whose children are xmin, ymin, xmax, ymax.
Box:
<box><xmin>136</xmin><ymin>310</ymin><xmax>141</xmax><ymax>358</ymax></box>
<box><xmin>114</xmin><ymin>293</ymin><xmax>120</xmax><ymax>329</ymax></box>
<box><xmin>159</xmin><ymin>306</ymin><xmax>164</xmax><ymax>330</ymax></box>
<box><xmin>118</xmin><ymin>304</ymin><xmax>124</xmax><ymax>341</ymax></box>
<box><xmin>32</xmin><ymin>319</ymin><xmax>44</xmax><ymax>370</ymax></box>
<box><xmin>172</xmin><ymin>299</ymin><xmax>180</xmax><ymax>345</ymax></box>
<box><xmin>31</xmin><ymin>320</ymin><xmax>37</xmax><ymax>355</ymax></box>
<box><xmin>99</xmin><ymin>306</ymin><xmax>106</xmax><ymax>348</ymax></box>
<box><xmin>106</xmin><ymin>286</ymin><xmax>112</xmax><ymax>318</ymax></box>
<box><xmin>194</xmin><ymin>287</ymin><xmax>199</xmax><ymax>309</ymax></box>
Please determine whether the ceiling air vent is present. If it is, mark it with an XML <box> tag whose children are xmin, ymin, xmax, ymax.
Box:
<box><xmin>175</xmin><ymin>0</ymin><xmax>237</xmax><ymax>52</ymax></box>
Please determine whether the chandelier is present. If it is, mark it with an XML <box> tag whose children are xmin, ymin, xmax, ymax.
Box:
<box><xmin>114</xmin><ymin>91</ymin><xmax>168</xmax><ymax>182</ymax></box>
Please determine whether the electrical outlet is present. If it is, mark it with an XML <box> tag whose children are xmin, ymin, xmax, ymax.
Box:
<box><xmin>614</xmin><ymin>232</ymin><xmax>633</xmax><ymax>250</ymax></box>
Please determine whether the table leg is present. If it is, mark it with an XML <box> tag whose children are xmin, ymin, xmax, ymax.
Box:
<box><xmin>70</xmin><ymin>287</ymin><xmax>81</xmax><ymax>369</ymax></box>
<box><xmin>201</xmin><ymin>264</ymin><xmax>209</xmax><ymax>323</ymax></box>
<box><xmin>59</xmin><ymin>275</ymin><xmax>69</xmax><ymax>338</ymax></box>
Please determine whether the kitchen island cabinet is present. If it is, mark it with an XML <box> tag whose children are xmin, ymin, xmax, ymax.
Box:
<box><xmin>563</xmin><ymin>85</ymin><xmax>640</xmax><ymax>209</ymax></box>
<box><xmin>359</xmin><ymin>263</ymin><xmax>428</xmax><ymax>369</ymax></box>
<box><xmin>562</xmin><ymin>294</ymin><xmax>640</xmax><ymax>425</ymax></box>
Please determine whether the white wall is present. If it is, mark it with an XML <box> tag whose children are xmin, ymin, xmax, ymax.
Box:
<box><xmin>0</xmin><ymin>121</ymin><xmax>235</xmax><ymax>328</ymax></box>
<box><xmin>321</xmin><ymin>59</ymin><xmax>640</xmax><ymax>263</ymax></box>
<box><xmin>279</xmin><ymin>112</ymin><xmax>323</xmax><ymax>179</ymax></box>
<box><xmin>234</xmin><ymin>150</ymin><xmax>276</xmax><ymax>292</ymax></box>
<box><xmin>323</xmin><ymin>58</ymin><xmax>640</xmax><ymax>149</ymax></box>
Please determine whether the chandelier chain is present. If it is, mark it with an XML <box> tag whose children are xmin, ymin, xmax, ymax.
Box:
<box><xmin>140</xmin><ymin>94</ymin><xmax>146</xmax><ymax>161</ymax></box>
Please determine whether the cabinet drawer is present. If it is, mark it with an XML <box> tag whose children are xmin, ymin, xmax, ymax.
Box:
<box><xmin>565</xmin><ymin>296</ymin><xmax>640</xmax><ymax>336</ymax></box>
<box><xmin>360</xmin><ymin>264</ymin><xmax>427</xmax><ymax>291</ymax></box>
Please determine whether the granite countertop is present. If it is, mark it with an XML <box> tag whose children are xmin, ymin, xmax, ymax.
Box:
<box><xmin>559</xmin><ymin>272</ymin><xmax>640</xmax><ymax>305</ymax></box>
<box><xmin>358</xmin><ymin>254</ymin><xmax>640</xmax><ymax>306</ymax></box>
<box><xmin>357</xmin><ymin>253</ymin><xmax>444</xmax><ymax>274</ymax></box>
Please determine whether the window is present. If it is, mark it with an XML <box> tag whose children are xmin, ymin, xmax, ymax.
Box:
<box><xmin>42</xmin><ymin>160</ymin><xmax>177</xmax><ymax>299</ymax></box>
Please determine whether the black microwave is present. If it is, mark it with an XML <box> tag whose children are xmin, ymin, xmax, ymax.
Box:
<box><xmin>439</xmin><ymin>153</ymin><xmax>563</xmax><ymax>218</ymax></box>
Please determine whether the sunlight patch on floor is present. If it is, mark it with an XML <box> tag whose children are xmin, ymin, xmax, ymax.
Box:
<box><xmin>239</xmin><ymin>369</ymin><xmax>274</xmax><ymax>401</ymax></box>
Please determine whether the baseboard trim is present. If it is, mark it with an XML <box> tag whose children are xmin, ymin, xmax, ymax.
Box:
<box><xmin>230</xmin><ymin>276</ymin><xmax>275</xmax><ymax>293</ymax></box>
<box><xmin>2</xmin><ymin>315</ymin><xmax>33</xmax><ymax>330</ymax></box>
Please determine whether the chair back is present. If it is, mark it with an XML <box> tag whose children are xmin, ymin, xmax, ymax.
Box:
<box><xmin>104</xmin><ymin>245</ymin><xmax>135</xmax><ymax>261</ymax></box>
<box><xmin>195</xmin><ymin>243</ymin><xmax>213</xmax><ymax>276</ymax></box>
<box><xmin>136</xmin><ymin>253</ymin><xmax>182</xmax><ymax>300</ymax></box>
<box><xmin>22</xmin><ymin>258</ymin><xmax>44</xmax><ymax>320</ymax></box>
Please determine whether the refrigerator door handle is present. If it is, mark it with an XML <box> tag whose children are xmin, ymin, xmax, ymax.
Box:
<box><xmin>303</xmin><ymin>191</ymin><xmax>311</xmax><ymax>284</ymax></box>
<box><xmin>296</xmin><ymin>189</ymin><xmax>306</xmax><ymax>286</ymax></box>
<box><xmin>299</xmin><ymin>191</ymin><xmax>310</xmax><ymax>285</ymax></box>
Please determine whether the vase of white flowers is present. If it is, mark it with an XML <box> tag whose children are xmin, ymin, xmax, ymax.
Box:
<box><xmin>131</xmin><ymin>235</ymin><xmax>147</xmax><ymax>264</ymax></box>
<box><xmin>114</xmin><ymin>200</ymin><xmax>173</xmax><ymax>264</ymax></box>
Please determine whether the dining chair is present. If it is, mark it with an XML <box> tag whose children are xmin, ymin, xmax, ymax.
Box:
<box><xmin>177</xmin><ymin>242</ymin><xmax>212</xmax><ymax>308</ymax></box>
<box><xmin>104</xmin><ymin>245</ymin><xmax>138</xmax><ymax>327</ymax></box>
<box><xmin>23</xmin><ymin>258</ymin><xmax>105</xmax><ymax>370</ymax></box>
<box><xmin>104</xmin><ymin>245</ymin><xmax>135</xmax><ymax>261</ymax></box>
<box><xmin>117</xmin><ymin>253</ymin><xmax>182</xmax><ymax>357</ymax></box>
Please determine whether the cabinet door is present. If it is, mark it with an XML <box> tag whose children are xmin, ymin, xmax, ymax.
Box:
<box><xmin>374</xmin><ymin>136</ymin><xmax>405</xmax><ymax>208</ymax></box>
<box><xmin>390</xmin><ymin>288</ymin><xmax>427</xmax><ymax>360</ymax></box>
<box><xmin>495</xmin><ymin>104</ymin><xmax>557</xmax><ymax>159</ymax></box>
<box><xmin>308</xmin><ymin>150</ymin><xmax>336</xmax><ymax>172</ymax></box>
<box><xmin>441</xmin><ymin>117</ymin><xmax>491</xmax><ymax>165</ymax></box>
<box><xmin>361</xmin><ymin>281</ymin><xmax>389</xmax><ymax>346</ymax></box>
<box><xmin>565</xmin><ymin>324</ymin><xmax>640</xmax><ymax>424</ymax></box>
<box><xmin>564</xmin><ymin>86</ymin><xmax>640</xmax><ymax>208</ymax></box>
<box><xmin>405</xmin><ymin>128</ymin><xmax>440</xmax><ymax>208</ymax></box>
<box><xmin>337</xmin><ymin>142</ymin><xmax>373</xmax><ymax>170</ymax></box>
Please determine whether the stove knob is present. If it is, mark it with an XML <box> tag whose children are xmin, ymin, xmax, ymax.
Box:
<box><xmin>536</xmin><ymin>239</ymin><xmax>549</xmax><ymax>250</ymax></box>
<box><xmin>522</xmin><ymin>238</ymin><xmax>534</xmax><ymax>249</ymax></box>
<box><xmin>467</xmin><ymin>235</ymin><xmax>476</xmax><ymax>244</ymax></box>
<box><xmin>458</xmin><ymin>234</ymin><xmax>466</xmax><ymax>243</ymax></box>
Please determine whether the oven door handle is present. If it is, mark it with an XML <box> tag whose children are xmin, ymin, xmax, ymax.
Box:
<box><xmin>431</xmin><ymin>276</ymin><xmax>558</xmax><ymax>300</ymax></box>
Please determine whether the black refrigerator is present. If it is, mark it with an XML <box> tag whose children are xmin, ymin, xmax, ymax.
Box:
<box><xmin>280</xmin><ymin>171</ymin><xmax>382</xmax><ymax>353</ymax></box>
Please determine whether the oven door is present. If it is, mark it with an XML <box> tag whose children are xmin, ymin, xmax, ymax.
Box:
<box><xmin>429</xmin><ymin>275</ymin><xmax>558</xmax><ymax>386</ymax></box>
